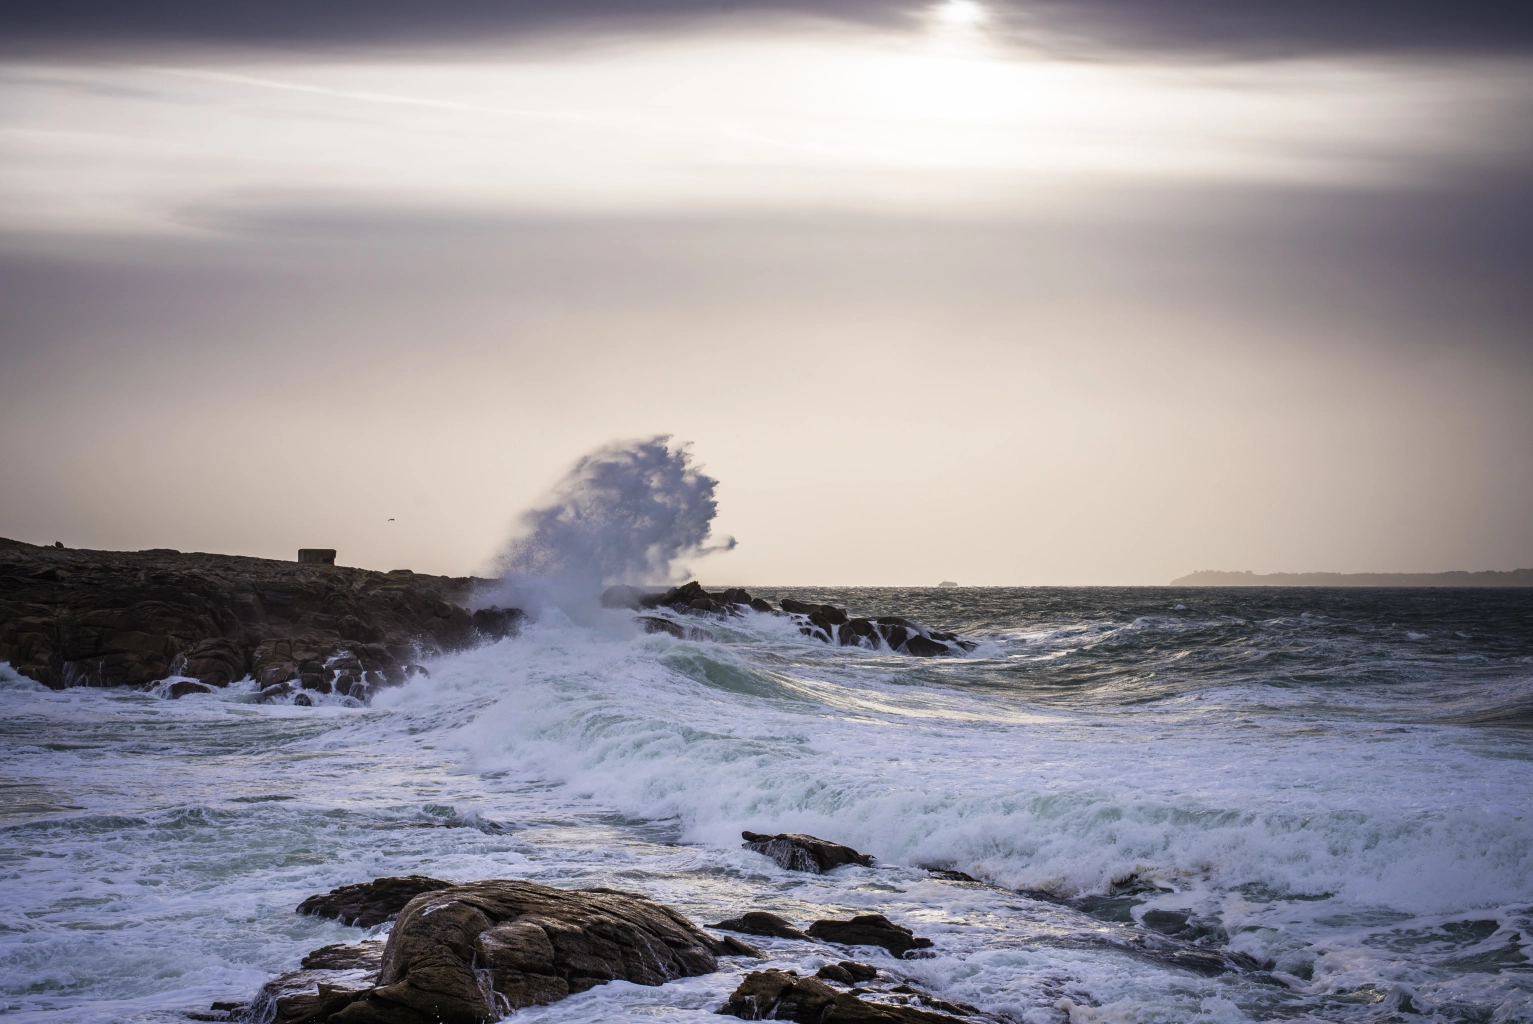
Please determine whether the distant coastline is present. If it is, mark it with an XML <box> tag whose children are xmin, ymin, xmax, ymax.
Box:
<box><xmin>1170</xmin><ymin>568</ymin><xmax>1533</xmax><ymax>587</ymax></box>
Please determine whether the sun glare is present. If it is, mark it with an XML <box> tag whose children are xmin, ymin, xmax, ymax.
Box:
<box><xmin>934</xmin><ymin>0</ymin><xmax>987</xmax><ymax>27</ymax></box>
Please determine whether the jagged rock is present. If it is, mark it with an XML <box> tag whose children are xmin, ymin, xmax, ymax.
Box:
<box><xmin>817</xmin><ymin>960</ymin><xmax>879</xmax><ymax>984</ymax></box>
<box><xmin>168</xmin><ymin>680</ymin><xmax>212</xmax><ymax>699</ymax></box>
<box><xmin>598</xmin><ymin>580</ymin><xmax>972</xmax><ymax>658</ymax></box>
<box><xmin>292</xmin><ymin>692</ymin><xmax>314</xmax><ymax>707</ymax></box>
<box><xmin>780</xmin><ymin>599</ymin><xmax>849</xmax><ymax>624</ymax></box>
<box><xmin>303</xmin><ymin>941</ymin><xmax>388</xmax><ymax>972</ymax></box>
<box><xmin>637</xmin><ymin>616</ymin><xmax>687</xmax><ymax>639</ymax></box>
<box><xmin>719</xmin><ymin>970</ymin><xmax>961</xmax><ymax>1023</ymax></box>
<box><xmin>170</xmin><ymin>637</ymin><xmax>248</xmax><ymax>687</ymax></box>
<box><xmin>470</xmin><ymin>606</ymin><xmax>524</xmax><ymax>641</ymax></box>
<box><xmin>925</xmin><ymin>869</ymin><xmax>979</xmax><ymax>883</ymax></box>
<box><xmin>806</xmin><ymin>915</ymin><xmax>934</xmax><ymax>958</ymax></box>
<box><xmin>274</xmin><ymin>879</ymin><xmax>751</xmax><ymax>1023</ymax></box>
<box><xmin>742</xmin><ymin>831</ymin><xmax>874</xmax><ymax>873</ymax></box>
<box><xmin>297</xmin><ymin>876</ymin><xmax>456</xmax><ymax>928</ymax></box>
<box><xmin>0</xmin><ymin>537</ymin><xmax>514</xmax><ymax>694</ymax></box>
<box><xmin>709</xmin><ymin>911</ymin><xmax>809</xmax><ymax>939</ymax></box>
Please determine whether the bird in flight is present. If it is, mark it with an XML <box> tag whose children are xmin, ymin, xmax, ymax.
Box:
<box><xmin>387</xmin><ymin>518</ymin><xmax>395</xmax><ymax>522</ymax></box>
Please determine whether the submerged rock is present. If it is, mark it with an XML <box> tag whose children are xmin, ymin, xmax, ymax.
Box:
<box><xmin>0</xmin><ymin>537</ymin><xmax>519</xmax><ymax>695</ymax></box>
<box><xmin>263</xmin><ymin>879</ymin><xmax>757</xmax><ymax>1023</ymax></box>
<box><xmin>742</xmin><ymin>831</ymin><xmax>875</xmax><ymax>873</ymax></box>
<box><xmin>718</xmin><ymin>970</ymin><xmax>961</xmax><ymax>1023</ymax></box>
<box><xmin>297</xmin><ymin>875</ymin><xmax>456</xmax><ymax>929</ymax></box>
<box><xmin>709</xmin><ymin>910</ymin><xmax>809</xmax><ymax>939</ymax></box>
<box><xmin>806</xmin><ymin>915</ymin><xmax>934</xmax><ymax>958</ymax></box>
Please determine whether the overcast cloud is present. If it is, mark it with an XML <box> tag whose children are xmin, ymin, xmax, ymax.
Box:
<box><xmin>0</xmin><ymin>1</ymin><xmax>1528</xmax><ymax>582</ymax></box>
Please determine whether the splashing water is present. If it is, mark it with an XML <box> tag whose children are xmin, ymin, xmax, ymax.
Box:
<box><xmin>491</xmin><ymin>437</ymin><xmax>734</xmax><ymax>617</ymax></box>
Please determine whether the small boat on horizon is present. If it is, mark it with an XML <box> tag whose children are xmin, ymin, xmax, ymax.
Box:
<box><xmin>938</xmin><ymin>580</ymin><xmax>958</xmax><ymax>588</ymax></box>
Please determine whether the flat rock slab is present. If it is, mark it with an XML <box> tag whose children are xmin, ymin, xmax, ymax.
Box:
<box><xmin>708</xmin><ymin>911</ymin><xmax>809</xmax><ymax>940</ymax></box>
<box><xmin>742</xmin><ymin>831</ymin><xmax>874</xmax><ymax>873</ymax></box>
<box><xmin>266</xmin><ymin>879</ymin><xmax>758</xmax><ymax>1024</ymax></box>
<box><xmin>719</xmin><ymin>970</ymin><xmax>962</xmax><ymax>1023</ymax></box>
<box><xmin>298</xmin><ymin>875</ymin><xmax>456</xmax><ymax>929</ymax></box>
<box><xmin>806</xmin><ymin>915</ymin><xmax>934</xmax><ymax>958</ymax></box>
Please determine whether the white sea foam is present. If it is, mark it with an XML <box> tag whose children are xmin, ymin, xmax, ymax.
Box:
<box><xmin>4</xmin><ymin>591</ymin><xmax>1531</xmax><ymax>1023</ymax></box>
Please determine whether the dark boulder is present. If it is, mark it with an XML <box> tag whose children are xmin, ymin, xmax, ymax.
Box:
<box><xmin>286</xmin><ymin>880</ymin><xmax>753</xmax><ymax>1023</ymax></box>
<box><xmin>742</xmin><ymin>831</ymin><xmax>874</xmax><ymax>873</ymax></box>
<box><xmin>297</xmin><ymin>876</ymin><xmax>456</xmax><ymax>929</ymax></box>
<box><xmin>168</xmin><ymin>680</ymin><xmax>213</xmax><ymax>699</ymax></box>
<box><xmin>719</xmin><ymin>970</ymin><xmax>961</xmax><ymax>1023</ymax></box>
<box><xmin>750</xmin><ymin>598</ymin><xmax>775</xmax><ymax>613</ymax></box>
<box><xmin>902</xmin><ymin>635</ymin><xmax>949</xmax><ymax>658</ymax></box>
<box><xmin>709</xmin><ymin>911</ymin><xmax>809</xmax><ymax>940</ymax></box>
<box><xmin>818</xmin><ymin>960</ymin><xmax>879</xmax><ymax>984</ymax></box>
<box><xmin>806</xmin><ymin>915</ymin><xmax>934</xmax><ymax>958</ymax></box>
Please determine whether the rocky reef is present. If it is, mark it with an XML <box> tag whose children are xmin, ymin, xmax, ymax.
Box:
<box><xmin>192</xmin><ymin>831</ymin><xmax>1272</xmax><ymax>1024</ymax></box>
<box><xmin>0</xmin><ymin>538</ymin><xmax>521</xmax><ymax>698</ymax></box>
<box><xmin>602</xmin><ymin>582</ymin><xmax>976</xmax><ymax>657</ymax></box>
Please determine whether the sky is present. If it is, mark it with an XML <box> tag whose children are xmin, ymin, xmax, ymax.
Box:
<box><xmin>1</xmin><ymin>1</ymin><xmax>1530</xmax><ymax>585</ymax></box>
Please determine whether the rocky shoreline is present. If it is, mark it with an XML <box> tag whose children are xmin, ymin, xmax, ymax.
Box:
<box><xmin>0</xmin><ymin>537</ymin><xmax>521</xmax><ymax>699</ymax></box>
<box><xmin>191</xmin><ymin>831</ymin><xmax>1268</xmax><ymax>1024</ymax></box>
<box><xmin>0</xmin><ymin>541</ymin><xmax>979</xmax><ymax>703</ymax></box>
<box><xmin>603</xmin><ymin>582</ymin><xmax>977</xmax><ymax>657</ymax></box>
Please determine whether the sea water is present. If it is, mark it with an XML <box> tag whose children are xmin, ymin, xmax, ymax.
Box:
<box><xmin>1</xmin><ymin>587</ymin><xmax>1530</xmax><ymax>1023</ymax></box>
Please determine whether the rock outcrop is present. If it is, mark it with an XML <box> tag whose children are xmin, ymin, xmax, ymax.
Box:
<box><xmin>718</xmin><ymin>970</ymin><xmax>962</xmax><ymax>1023</ymax></box>
<box><xmin>708</xmin><ymin>911</ymin><xmax>810</xmax><ymax>940</ymax></box>
<box><xmin>297</xmin><ymin>876</ymin><xmax>456</xmax><ymax>929</ymax></box>
<box><xmin>601</xmin><ymin>583</ymin><xmax>975</xmax><ymax>657</ymax></box>
<box><xmin>816</xmin><ymin>961</ymin><xmax>879</xmax><ymax>985</ymax></box>
<box><xmin>741</xmin><ymin>831</ymin><xmax>875</xmax><ymax>873</ymax></box>
<box><xmin>259</xmin><ymin>879</ymin><xmax>758</xmax><ymax>1023</ymax></box>
<box><xmin>0</xmin><ymin>538</ymin><xmax>521</xmax><ymax>696</ymax></box>
<box><xmin>806</xmin><ymin>915</ymin><xmax>934</xmax><ymax>958</ymax></box>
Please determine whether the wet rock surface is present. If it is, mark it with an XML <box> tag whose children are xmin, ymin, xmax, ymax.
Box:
<box><xmin>816</xmin><ymin>960</ymin><xmax>880</xmax><ymax>984</ymax></box>
<box><xmin>297</xmin><ymin>875</ymin><xmax>456</xmax><ymax>929</ymax></box>
<box><xmin>742</xmin><ymin>831</ymin><xmax>875</xmax><ymax>873</ymax></box>
<box><xmin>261</xmin><ymin>879</ymin><xmax>756</xmax><ymax>1023</ymax></box>
<box><xmin>806</xmin><ymin>915</ymin><xmax>934</xmax><ymax>958</ymax></box>
<box><xmin>709</xmin><ymin>910</ymin><xmax>810</xmax><ymax>939</ymax></box>
<box><xmin>599</xmin><ymin>582</ymin><xmax>975</xmax><ymax>657</ymax></box>
<box><xmin>718</xmin><ymin>970</ymin><xmax>964</xmax><ymax>1023</ymax></box>
<box><xmin>0</xmin><ymin>537</ymin><xmax>522</xmax><ymax>694</ymax></box>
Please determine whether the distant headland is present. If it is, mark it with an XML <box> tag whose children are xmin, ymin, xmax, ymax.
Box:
<box><xmin>1170</xmin><ymin>569</ymin><xmax>1533</xmax><ymax>587</ymax></box>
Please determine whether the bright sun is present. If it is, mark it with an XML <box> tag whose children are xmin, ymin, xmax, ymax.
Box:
<box><xmin>934</xmin><ymin>0</ymin><xmax>987</xmax><ymax>27</ymax></box>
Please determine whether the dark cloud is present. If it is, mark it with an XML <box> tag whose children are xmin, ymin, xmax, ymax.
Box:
<box><xmin>1</xmin><ymin>0</ymin><xmax>1529</xmax><ymax>57</ymax></box>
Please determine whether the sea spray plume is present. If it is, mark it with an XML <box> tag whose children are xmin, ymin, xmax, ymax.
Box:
<box><xmin>495</xmin><ymin>437</ymin><xmax>734</xmax><ymax>617</ymax></box>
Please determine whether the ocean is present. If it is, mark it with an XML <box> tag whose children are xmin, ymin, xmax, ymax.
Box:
<box><xmin>2</xmin><ymin>586</ymin><xmax>1530</xmax><ymax>1023</ymax></box>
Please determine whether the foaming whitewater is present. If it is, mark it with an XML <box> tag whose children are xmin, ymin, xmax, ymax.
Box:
<box><xmin>490</xmin><ymin>437</ymin><xmax>735</xmax><ymax>619</ymax></box>
<box><xmin>3</xmin><ymin>588</ymin><xmax>1532</xmax><ymax>1023</ymax></box>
